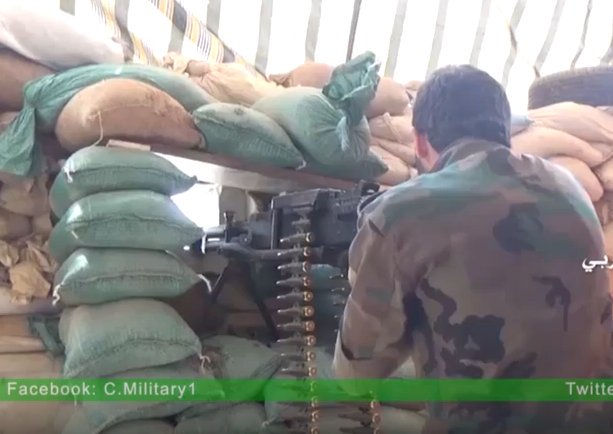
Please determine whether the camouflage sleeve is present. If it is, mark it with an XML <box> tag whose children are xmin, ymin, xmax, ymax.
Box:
<box><xmin>332</xmin><ymin>212</ymin><xmax>411</xmax><ymax>380</ymax></box>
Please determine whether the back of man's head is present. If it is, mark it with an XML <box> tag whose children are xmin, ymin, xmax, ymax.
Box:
<box><xmin>412</xmin><ymin>65</ymin><xmax>512</xmax><ymax>153</ymax></box>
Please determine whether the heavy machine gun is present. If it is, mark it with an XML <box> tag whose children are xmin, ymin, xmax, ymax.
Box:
<box><xmin>193</xmin><ymin>181</ymin><xmax>383</xmax><ymax>434</ymax></box>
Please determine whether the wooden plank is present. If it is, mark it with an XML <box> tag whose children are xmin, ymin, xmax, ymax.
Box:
<box><xmin>107</xmin><ymin>140</ymin><xmax>360</xmax><ymax>194</ymax></box>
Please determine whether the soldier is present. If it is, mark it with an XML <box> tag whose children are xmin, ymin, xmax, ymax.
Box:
<box><xmin>332</xmin><ymin>65</ymin><xmax>613</xmax><ymax>433</ymax></box>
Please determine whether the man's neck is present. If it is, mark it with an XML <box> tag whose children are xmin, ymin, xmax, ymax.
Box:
<box><xmin>429</xmin><ymin>137</ymin><xmax>507</xmax><ymax>173</ymax></box>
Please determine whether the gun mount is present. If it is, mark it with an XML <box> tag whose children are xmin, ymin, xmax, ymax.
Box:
<box><xmin>193</xmin><ymin>181</ymin><xmax>383</xmax><ymax>434</ymax></box>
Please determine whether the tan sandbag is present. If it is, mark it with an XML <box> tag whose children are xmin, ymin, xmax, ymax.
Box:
<box><xmin>190</xmin><ymin>62</ymin><xmax>282</xmax><ymax>106</ymax></box>
<box><xmin>529</xmin><ymin>102</ymin><xmax>613</xmax><ymax>144</ymax></box>
<box><xmin>370</xmin><ymin>146</ymin><xmax>413</xmax><ymax>186</ymax></box>
<box><xmin>0</xmin><ymin>209</ymin><xmax>31</xmax><ymax>240</ymax></box>
<box><xmin>0</xmin><ymin>175</ymin><xmax>48</xmax><ymax>216</ymax></box>
<box><xmin>549</xmin><ymin>156</ymin><xmax>603</xmax><ymax>201</ymax></box>
<box><xmin>269</xmin><ymin>62</ymin><xmax>335</xmax><ymax>88</ymax></box>
<box><xmin>55</xmin><ymin>78</ymin><xmax>203</xmax><ymax>151</ymax></box>
<box><xmin>0</xmin><ymin>49</ymin><xmax>54</xmax><ymax>111</ymax></box>
<box><xmin>604</xmin><ymin>223</ymin><xmax>613</xmax><ymax>257</ymax></box>
<box><xmin>368</xmin><ymin>111</ymin><xmax>413</xmax><ymax>144</ymax></box>
<box><xmin>32</xmin><ymin>213</ymin><xmax>53</xmax><ymax>236</ymax></box>
<box><xmin>371</xmin><ymin>136</ymin><xmax>416</xmax><ymax>166</ymax></box>
<box><xmin>366</xmin><ymin>77</ymin><xmax>410</xmax><ymax>119</ymax></box>
<box><xmin>593</xmin><ymin>198</ymin><xmax>609</xmax><ymax>226</ymax></box>
<box><xmin>511</xmin><ymin>126</ymin><xmax>604</xmax><ymax>167</ymax></box>
<box><xmin>591</xmin><ymin>142</ymin><xmax>613</xmax><ymax>164</ymax></box>
<box><xmin>596</xmin><ymin>157</ymin><xmax>613</xmax><ymax>191</ymax></box>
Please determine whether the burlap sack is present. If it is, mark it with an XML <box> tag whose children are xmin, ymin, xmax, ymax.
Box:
<box><xmin>0</xmin><ymin>209</ymin><xmax>31</xmax><ymax>240</ymax></box>
<box><xmin>190</xmin><ymin>62</ymin><xmax>282</xmax><ymax>106</ymax></box>
<box><xmin>0</xmin><ymin>49</ymin><xmax>54</xmax><ymax>111</ymax></box>
<box><xmin>371</xmin><ymin>136</ymin><xmax>416</xmax><ymax>166</ymax></box>
<box><xmin>366</xmin><ymin>77</ymin><xmax>410</xmax><ymax>119</ymax></box>
<box><xmin>529</xmin><ymin>102</ymin><xmax>613</xmax><ymax>144</ymax></box>
<box><xmin>0</xmin><ymin>175</ymin><xmax>48</xmax><ymax>216</ymax></box>
<box><xmin>549</xmin><ymin>156</ymin><xmax>604</xmax><ymax>201</ymax></box>
<box><xmin>595</xmin><ymin>157</ymin><xmax>613</xmax><ymax>191</ymax></box>
<box><xmin>55</xmin><ymin>78</ymin><xmax>203</xmax><ymax>151</ymax></box>
<box><xmin>590</xmin><ymin>142</ymin><xmax>613</xmax><ymax>163</ymax></box>
<box><xmin>370</xmin><ymin>145</ymin><xmax>414</xmax><ymax>185</ymax></box>
<box><xmin>511</xmin><ymin>126</ymin><xmax>604</xmax><ymax>167</ymax></box>
<box><xmin>604</xmin><ymin>222</ymin><xmax>613</xmax><ymax>257</ymax></box>
<box><xmin>368</xmin><ymin>111</ymin><xmax>413</xmax><ymax>144</ymax></box>
<box><xmin>269</xmin><ymin>62</ymin><xmax>335</xmax><ymax>88</ymax></box>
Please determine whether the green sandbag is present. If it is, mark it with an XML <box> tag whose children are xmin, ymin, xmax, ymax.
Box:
<box><xmin>50</xmin><ymin>146</ymin><xmax>197</xmax><ymax>217</ymax></box>
<box><xmin>179</xmin><ymin>335</ymin><xmax>283</xmax><ymax>420</ymax></box>
<box><xmin>59</xmin><ymin>299</ymin><xmax>202</xmax><ymax>378</ymax></box>
<box><xmin>262</xmin><ymin>407</ymin><xmax>426</xmax><ymax>434</ymax></box>
<box><xmin>252</xmin><ymin>52</ymin><xmax>387</xmax><ymax>180</ymax></box>
<box><xmin>193</xmin><ymin>103</ymin><xmax>304</xmax><ymax>169</ymax></box>
<box><xmin>176</xmin><ymin>404</ymin><xmax>266</xmax><ymax>434</ymax></box>
<box><xmin>53</xmin><ymin>248</ymin><xmax>201</xmax><ymax>306</ymax></box>
<box><xmin>0</xmin><ymin>63</ymin><xmax>215</xmax><ymax>177</ymax></box>
<box><xmin>62</xmin><ymin>360</ymin><xmax>223</xmax><ymax>434</ymax></box>
<box><xmin>48</xmin><ymin>190</ymin><xmax>203</xmax><ymax>263</ymax></box>
<box><xmin>101</xmin><ymin>420</ymin><xmax>175</xmax><ymax>434</ymax></box>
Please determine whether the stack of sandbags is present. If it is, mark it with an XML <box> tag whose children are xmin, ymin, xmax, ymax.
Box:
<box><xmin>367</xmin><ymin>80</ymin><xmax>419</xmax><ymax>186</ymax></box>
<box><xmin>164</xmin><ymin>52</ymin><xmax>283</xmax><ymax>107</ymax></box>
<box><xmin>0</xmin><ymin>63</ymin><xmax>214</xmax><ymax>177</ymax></box>
<box><xmin>510</xmin><ymin>102</ymin><xmax>613</xmax><ymax>247</ymax></box>
<box><xmin>46</xmin><ymin>146</ymin><xmax>223</xmax><ymax>433</ymax></box>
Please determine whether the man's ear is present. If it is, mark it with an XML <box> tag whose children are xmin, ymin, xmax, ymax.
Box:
<box><xmin>414</xmin><ymin>130</ymin><xmax>429</xmax><ymax>159</ymax></box>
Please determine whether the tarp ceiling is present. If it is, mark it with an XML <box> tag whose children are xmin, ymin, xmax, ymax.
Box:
<box><xmin>50</xmin><ymin>0</ymin><xmax>613</xmax><ymax>112</ymax></box>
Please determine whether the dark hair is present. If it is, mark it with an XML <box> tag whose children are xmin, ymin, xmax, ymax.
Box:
<box><xmin>412</xmin><ymin>65</ymin><xmax>511</xmax><ymax>152</ymax></box>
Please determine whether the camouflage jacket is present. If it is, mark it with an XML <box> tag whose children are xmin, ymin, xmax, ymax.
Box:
<box><xmin>332</xmin><ymin>138</ymin><xmax>613</xmax><ymax>433</ymax></box>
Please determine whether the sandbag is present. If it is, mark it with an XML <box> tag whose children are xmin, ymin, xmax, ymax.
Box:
<box><xmin>55</xmin><ymin>79</ymin><xmax>203</xmax><ymax>151</ymax></box>
<box><xmin>189</xmin><ymin>62</ymin><xmax>282</xmax><ymax>106</ymax></box>
<box><xmin>0</xmin><ymin>175</ymin><xmax>48</xmax><ymax>216</ymax></box>
<box><xmin>370</xmin><ymin>146</ymin><xmax>413</xmax><ymax>185</ymax></box>
<box><xmin>32</xmin><ymin>213</ymin><xmax>53</xmax><ymax>236</ymax></box>
<box><xmin>53</xmin><ymin>248</ymin><xmax>201</xmax><ymax>306</ymax></box>
<box><xmin>193</xmin><ymin>103</ymin><xmax>304</xmax><ymax>168</ymax></box>
<box><xmin>0</xmin><ymin>49</ymin><xmax>54</xmax><ymax>111</ymax></box>
<box><xmin>549</xmin><ymin>156</ymin><xmax>604</xmax><ymax>201</ymax></box>
<box><xmin>263</xmin><ymin>407</ymin><xmax>426</xmax><ymax>434</ymax></box>
<box><xmin>529</xmin><ymin>102</ymin><xmax>613</xmax><ymax>144</ymax></box>
<box><xmin>101</xmin><ymin>420</ymin><xmax>175</xmax><ymax>434</ymax></box>
<box><xmin>0</xmin><ymin>208</ymin><xmax>31</xmax><ymax>240</ymax></box>
<box><xmin>594</xmin><ymin>198</ymin><xmax>609</xmax><ymax>226</ymax></box>
<box><xmin>49</xmin><ymin>146</ymin><xmax>196</xmax><ymax>217</ymax></box>
<box><xmin>176</xmin><ymin>404</ymin><xmax>265</xmax><ymax>434</ymax></box>
<box><xmin>591</xmin><ymin>142</ymin><xmax>613</xmax><ymax>164</ymax></box>
<box><xmin>371</xmin><ymin>136</ymin><xmax>416</xmax><ymax>166</ymax></box>
<box><xmin>0</xmin><ymin>63</ymin><xmax>215</xmax><ymax>177</ymax></box>
<box><xmin>511</xmin><ymin>113</ymin><xmax>533</xmax><ymax>136</ymax></box>
<box><xmin>48</xmin><ymin>190</ymin><xmax>203</xmax><ymax>263</ymax></box>
<box><xmin>365</xmin><ymin>77</ymin><xmax>410</xmax><ymax>119</ymax></box>
<box><xmin>511</xmin><ymin>126</ymin><xmax>604</xmax><ymax>167</ymax></box>
<box><xmin>180</xmin><ymin>335</ymin><xmax>283</xmax><ymax>420</ymax></box>
<box><xmin>595</xmin><ymin>157</ymin><xmax>613</xmax><ymax>191</ymax></box>
<box><xmin>604</xmin><ymin>222</ymin><xmax>613</xmax><ymax>257</ymax></box>
<box><xmin>368</xmin><ymin>112</ymin><xmax>413</xmax><ymax>144</ymax></box>
<box><xmin>269</xmin><ymin>63</ymin><xmax>335</xmax><ymax>88</ymax></box>
<box><xmin>253</xmin><ymin>53</ymin><xmax>378</xmax><ymax>163</ymax></box>
<box><xmin>59</xmin><ymin>299</ymin><xmax>202</xmax><ymax>378</ymax></box>
<box><xmin>63</xmin><ymin>362</ymin><xmax>220</xmax><ymax>434</ymax></box>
